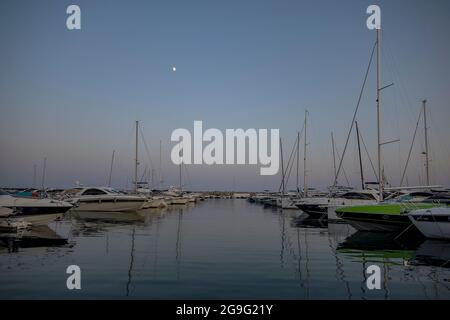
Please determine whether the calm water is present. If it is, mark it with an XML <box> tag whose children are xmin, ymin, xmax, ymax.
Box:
<box><xmin>1</xmin><ymin>199</ymin><xmax>449</xmax><ymax>299</ymax></box>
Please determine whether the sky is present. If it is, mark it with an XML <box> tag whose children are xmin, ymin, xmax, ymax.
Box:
<box><xmin>1</xmin><ymin>0</ymin><xmax>450</xmax><ymax>191</ymax></box>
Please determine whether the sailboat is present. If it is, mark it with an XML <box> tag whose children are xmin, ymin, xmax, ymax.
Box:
<box><xmin>277</xmin><ymin>111</ymin><xmax>309</xmax><ymax>210</ymax></box>
<box><xmin>296</xmin><ymin>124</ymin><xmax>379</xmax><ymax>219</ymax></box>
<box><xmin>169</xmin><ymin>148</ymin><xmax>190</xmax><ymax>205</ymax></box>
<box><xmin>335</xmin><ymin>28</ymin><xmax>444</xmax><ymax>232</ymax></box>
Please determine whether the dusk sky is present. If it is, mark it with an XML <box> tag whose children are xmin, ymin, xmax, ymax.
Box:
<box><xmin>1</xmin><ymin>0</ymin><xmax>449</xmax><ymax>191</ymax></box>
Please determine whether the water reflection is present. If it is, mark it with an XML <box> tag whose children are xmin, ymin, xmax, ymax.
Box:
<box><xmin>337</xmin><ymin>231</ymin><xmax>423</xmax><ymax>263</ymax></box>
<box><xmin>0</xmin><ymin>201</ymin><xmax>449</xmax><ymax>299</ymax></box>
<box><xmin>412</xmin><ymin>240</ymin><xmax>450</xmax><ymax>268</ymax></box>
<box><xmin>0</xmin><ymin>225</ymin><xmax>67</xmax><ymax>253</ymax></box>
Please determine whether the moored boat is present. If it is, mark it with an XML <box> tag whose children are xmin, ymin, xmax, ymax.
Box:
<box><xmin>0</xmin><ymin>190</ymin><xmax>71</xmax><ymax>226</ymax></box>
<box><xmin>295</xmin><ymin>190</ymin><xmax>379</xmax><ymax>219</ymax></box>
<box><xmin>408</xmin><ymin>207</ymin><xmax>450</xmax><ymax>240</ymax></box>
<box><xmin>336</xmin><ymin>203</ymin><xmax>443</xmax><ymax>233</ymax></box>
<box><xmin>65</xmin><ymin>187</ymin><xmax>146</xmax><ymax>212</ymax></box>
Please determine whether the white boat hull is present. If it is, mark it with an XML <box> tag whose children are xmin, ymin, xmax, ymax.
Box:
<box><xmin>71</xmin><ymin>200</ymin><xmax>145</xmax><ymax>212</ymax></box>
<box><xmin>409</xmin><ymin>208</ymin><xmax>450</xmax><ymax>240</ymax></box>
<box><xmin>171</xmin><ymin>198</ymin><xmax>189</xmax><ymax>205</ymax></box>
<box><xmin>0</xmin><ymin>213</ymin><xmax>63</xmax><ymax>226</ymax></box>
<box><xmin>142</xmin><ymin>198</ymin><xmax>168</xmax><ymax>209</ymax></box>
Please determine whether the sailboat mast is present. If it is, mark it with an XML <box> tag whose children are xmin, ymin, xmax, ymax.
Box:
<box><xmin>303</xmin><ymin>110</ymin><xmax>308</xmax><ymax>198</ymax></box>
<box><xmin>376</xmin><ymin>28</ymin><xmax>383</xmax><ymax>201</ymax></box>
<box><xmin>280</xmin><ymin>137</ymin><xmax>286</xmax><ymax>195</ymax></box>
<box><xmin>331</xmin><ymin>132</ymin><xmax>337</xmax><ymax>183</ymax></box>
<box><xmin>159</xmin><ymin>140</ymin><xmax>163</xmax><ymax>189</ymax></box>
<box><xmin>296</xmin><ymin>131</ymin><xmax>300</xmax><ymax>195</ymax></box>
<box><xmin>179</xmin><ymin>142</ymin><xmax>183</xmax><ymax>192</ymax></box>
<box><xmin>108</xmin><ymin>150</ymin><xmax>115</xmax><ymax>187</ymax></box>
<box><xmin>33</xmin><ymin>164</ymin><xmax>37</xmax><ymax>189</ymax></box>
<box><xmin>355</xmin><ymin>121</ymin><xmax>365</xmax><ymax>190</ymax></box>
<box><xmin>423</xmin><ymin>99</ymin><xmax>430</xmax><ymax>186</ymax></box>
<box><xmin>41</xmin><ymin>157</ymin><xmax>47</xmax><ymax>191</ymax></box>
<box><xmin>179</xmin><ymin>157</ymin><xmax>182</xmax><ymax>192</ymax></box>
<box><xmin>134</xmin><ymin>120</ymin><xmax>139</xmax><ymax>193</ymax></box>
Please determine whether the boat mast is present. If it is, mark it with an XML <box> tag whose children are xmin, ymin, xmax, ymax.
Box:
<box><xmin>280</xmin><ymin>137</ymin><xmax>286</xmax><ymax>196</ymax></box>
<box><xmin>423</xmin><ymin>99</ymin><xmax>430</xmax><ymax>186</ymax></box>
<box><xmin>108</xmin><ymin>150</ymin><xmax>115</xmax><ymax>187</ymax></box>
<box><xmin>159</xmin><ymin>140</ymin><xmax>163</xmax><ymax>190</ymax></box>
<box><xmin>331</xmin><ymin>132</ymin><xmax>337</xmax><ymax>183</ymax></box>
<box><xmin>376</xmin><ymin>28</ymin><xmax>383</xmax><ymax>201</ymax></box>
<box><xmin>303</xmin><ymin>110</ymin><xmax>308</xmax><ymax>198</ymax></box>
<box><xmin>179</xmin><ymin>143</ymin><xmax>182</xmax><ymax>193</ymax></box>
<box><xmin>355</xmin><ymin>121</ymin><xmax>365</xmax><ymax>189</ymax></box>
<box><xmin>134</xmin><ymin>120</ymin><xmax>139</xmax><ymax>193</ymax></box>
<box><xmin>33</xmin><ymin>164</ymin><xmax>37</xmax><ymax>189</ymax></box>
<box><xmin>296</xmin><ymin>131</ymin><xmax>300</xmax><ymax>196</ymax></box>
<box><xmin>41</xmin><ymin>157</ymin><xmax>47</xmax><ymax>191</ymax></box>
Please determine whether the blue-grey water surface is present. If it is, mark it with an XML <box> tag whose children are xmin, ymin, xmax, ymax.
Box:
<box><xmin>1</xmin><ymin>199</ymin><xmax>449</xmax><ymax>299</ymax></box>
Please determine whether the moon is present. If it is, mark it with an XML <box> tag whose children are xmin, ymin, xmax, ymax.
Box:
<box><xmin>172</xmin><ymin>66</ymin><xmax>177</xmax><ymax>72</ymax></box>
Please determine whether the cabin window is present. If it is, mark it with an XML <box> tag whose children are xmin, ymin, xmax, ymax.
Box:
<box><xmin>82</xmin><ymin>188</ymin><xmax>107</xmax><ymax>196</ymax></box>
<box><xmin>342</xmin><ymin>192</ymin><xmax>376</xmax><ymax>200</ymax></box>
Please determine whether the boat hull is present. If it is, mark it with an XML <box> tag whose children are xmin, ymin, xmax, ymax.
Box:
<box><xmin>143</xmin><ymin>198</ymin><xmax>168</xmax><ymax>209</ymax></box>
<box><xmin>171</xmin><ymin>198</ymin><xmax>189</xmax><ymax>205</ymax></box>
<box><xmin>71</xmin><ymin>200</ymin><xmax>145</xmax><ymax>212</ymax></box>
<box><xmin>409</xmin><ymin>208</ymin><xmax>450</xmax><ymax>240</ymax></box>
<box><xmin>336</xmin><ymin>203</ymin><xmax>442</xmax><ymax>233</ymax></box>
<box><xmin>344</xmin><ymin>218</ymin><xmax>409</xmax><ymax>233</ymax></box>
<box><xmin>1</xmin><ymin>213</ymin><xmax>64</xmax><ymax>226</ymax></box>
<box><xmin>13</xmin><ymin>205</ymin><xmax>72</xmax><ymax>215</ymax></box>
<box><xmin>296</xmin><ymin>204</ymin><xmax>327</xmax><ymax>218</ymax></box>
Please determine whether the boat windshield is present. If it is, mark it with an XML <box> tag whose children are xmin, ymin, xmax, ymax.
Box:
<box><xmin>104</xmin><ymin>188</ymin><xmax>126</xmax><ymax>195</ymax></box>
<box><xmin>341</xmin><ymin>192</ymin><xmax>377</xmax><ymax>200</ymax></box>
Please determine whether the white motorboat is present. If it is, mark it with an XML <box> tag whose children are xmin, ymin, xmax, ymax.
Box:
<box><xmin>0</xmin><ymin>190</ymin><xmax>71</xmax><ymax>225</ymax></box>
<box><xmin>142</xmin><ymin>196</ymin><xmax>168</xmax><ymax>209</ymax></box>
<box><xmin>409</xmin><ymin>207</ymin><xmax>450</xmax><ymax>240</ymax></box>
<box><xmin>163</xmin><ymin>188</ymin><xmax>190</xmax><ymax>205</ymax></box>
<box><xmin>64</xmin><ymin>187</ymin><xmax>146</xmax><ymax>212</ymax></box>
<box><xmin>171</xmin><ymin>196</ymin><xmax>190</xmax><ymax>205</ymax></box>
<box><xmin>276</xmin><ymin>197</ymin><xmax>299</xmax><ymax>210</ymax></box>
<box><xmin>295</xmin><ymin>190</ymin><xmax>380</xmax><ymax>219</ymax></box>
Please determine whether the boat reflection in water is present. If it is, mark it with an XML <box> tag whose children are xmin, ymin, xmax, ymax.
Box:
<box><xmin>337</xmin><ymin>231</ymin><xmax>450</xmax><ymax>299</ymax></box>
<box><xmin>337</xmin><ymin>231</ymin><xmax>423</xmax><ymax>264</ymax></box>
<box><xmin>411</xmin><ymin>240</ymin><xmax>450</xmax><ymax>269</ymax></box>
<box><xmin>0</xmin><ymin>225</ymin><xmax>68</xmax><ymax>253</ymax></box>
<box><xmin>1</xmin><ymin>199</ymin><xmax>449</xmax><ymax>299</ymax></box>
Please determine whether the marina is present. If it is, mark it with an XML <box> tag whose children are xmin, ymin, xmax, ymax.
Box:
<box><xmin>1</xmin><ymin>0</ymin><xmax>450</xmax><ymax>303</ymax></box>
<box><xmin>1</xmin><ymin>199</ymin><xmax>450</xmax><ymax>299</ymax></box>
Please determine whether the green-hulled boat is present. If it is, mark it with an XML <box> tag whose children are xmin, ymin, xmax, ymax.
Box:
<box><xmin>336</xmin><ymin>203</ymin><xmax>444</xmax><ymax>233</ymax></box>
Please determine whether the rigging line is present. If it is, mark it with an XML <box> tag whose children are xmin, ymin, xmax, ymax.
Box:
<box><xmin>183</xmin><ymin>162</ymin><xmax>192</xmax><ymax>190</ymax></box>
<box><xmin>400</xmin><ymin>106</ymin><xmax>423</xmax><ymax>186</ymax></box>
<box><xmin>335</xmin><ymin>145</ymin><xmax>351</xmax><ymax>187</ymax></box>
<box><xmin>384</xmin><ymin>34</ymin><xmax>416</xmax><ymax>124</ymax></box>
<box><xmin>278</xmin><ymin>122</ymin><xmax>306</xmax><ymax>192</ymax></box>
<box><xmin>279</xmin><ymin>134</ymin><xmax>300</xmax><ymax>192</ymax></box>
<box><xmin>333</xmin><ymin>41</ymin><xmax>377</xmax><ymax>187</ymax></box>
<box><xmin>139</xmin><ymin>166</ymin><xmax>147</xmax><ymax>183</ymax></box>
<box><xmin>138</xmin><ymin>126</ymin><xmax>154</xmax><ymax>171</ymax></box>
<box><xmin>359</xmin><ymin>128</ymin><xmax>378</xmax><ymax>181</ymax></box>
<box><xmin>428</xmin><ymin>110</ymin><xmax>450</xmax><ymax>181</ymax></box>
